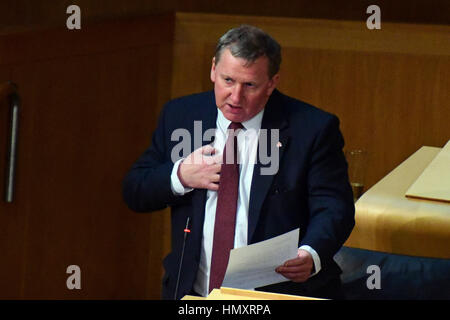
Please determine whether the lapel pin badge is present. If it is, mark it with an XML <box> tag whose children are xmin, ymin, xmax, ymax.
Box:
<box><xmin>276</xmin><ymin>141</ymin><xmax>282</xmax><ymax>148</ymax></box>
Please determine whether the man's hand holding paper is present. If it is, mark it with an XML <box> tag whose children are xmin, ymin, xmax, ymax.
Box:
<box><xmin>221</xmin><ymin>228</ymin><xmax>306</xmax><ymax>290</ymax></box>
<box><xmin>276</xmin><ymin>249</ymin><xmax>314</xmax><ymax>283</ymax></box>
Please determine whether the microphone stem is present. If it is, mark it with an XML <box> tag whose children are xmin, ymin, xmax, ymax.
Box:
<box><xmin>174</xmin><ymin>217</ymin><xmax>190</xmax><ymax>300</ymax></box>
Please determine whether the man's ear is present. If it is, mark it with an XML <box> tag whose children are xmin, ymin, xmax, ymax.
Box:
<box><xmin>210</xmin><ymin>57</ymin><xmax>216</xmax><ymax>83</ymax></box>
<box><xmin>266</xmin><ymin>73</ymin><xmax>280</xmax><ymax>95</ymax></box>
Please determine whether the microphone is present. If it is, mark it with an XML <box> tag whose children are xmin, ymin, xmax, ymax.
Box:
<box><xmin>174</xmin><ymin>217</ymin><xmax>191</xmax><ymax>300</ymax></box>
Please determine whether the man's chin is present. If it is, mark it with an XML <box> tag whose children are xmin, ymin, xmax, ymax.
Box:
<box><xmin>223</xmin><ymin>113</ymin><xmax>245</xmax><ymax>123</ymax></box>
<box><xmin>219</xmin><ymin>106</ymin><xmax>247</xmax><ymax>122</ymax></box>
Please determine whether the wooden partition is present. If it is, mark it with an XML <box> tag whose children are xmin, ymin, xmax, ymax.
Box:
<box><xmin>0</xmin><ymin>15</ymin><xmax>174</xmax><ymax>299</ymax></box>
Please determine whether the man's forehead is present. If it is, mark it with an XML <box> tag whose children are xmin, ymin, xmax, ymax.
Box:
<box><xmin>215</xmin><ymin>49</ymin><xmax>270</xmax><ymax>80</ymax></box>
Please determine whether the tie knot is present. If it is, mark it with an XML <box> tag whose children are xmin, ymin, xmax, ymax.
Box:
<box><xmin>228</xmin><ymin>122</ymin><xmax>243</xmax><ymax>130</ymax></box>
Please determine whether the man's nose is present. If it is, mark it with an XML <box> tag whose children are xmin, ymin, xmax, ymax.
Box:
<box><xmin>230</xmin><ymin>84</ymin><xmax>243</xmax><ymax>105</ymax></box>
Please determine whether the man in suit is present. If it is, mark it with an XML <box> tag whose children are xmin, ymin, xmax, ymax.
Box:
<box><xmin>123</xmin><ymin>25</ymin><xmax>355</xmax><ymax>300</ymax></box>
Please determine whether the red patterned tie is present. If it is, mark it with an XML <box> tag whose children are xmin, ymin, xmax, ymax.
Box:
<box><xmin>209</xmin><ymin>122</ymin><xmax>243</xmax><ymax>292</ymax></box>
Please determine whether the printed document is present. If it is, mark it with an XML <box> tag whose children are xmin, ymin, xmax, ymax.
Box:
<box><xmin>222</xmin><ymin>228</ymin><xmax>299</xmax><ymax>289</ymax></box>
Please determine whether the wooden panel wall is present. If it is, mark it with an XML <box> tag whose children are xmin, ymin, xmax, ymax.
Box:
<box><xmin>2</xmin><ymin>0</ymin><xmax>449</xmax><ymax>34</ymax></box>
<box><xmin>172</xmin><ymin>12</ymin><xmax>450</xmax><ymax>192</ymax></box>
<box><xmin>0</xmin><ymin>15</ymin><xmax>174</xmax><ymax>299</ymax></box>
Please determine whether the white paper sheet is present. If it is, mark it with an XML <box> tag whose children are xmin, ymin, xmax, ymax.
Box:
<box><xmin>221</xmin><ymin>228</ymin><xmax>299</xmax><ymax>290</ymax></box>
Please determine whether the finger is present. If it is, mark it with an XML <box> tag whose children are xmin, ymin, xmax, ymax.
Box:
<box><xmin>279</xmin><ymin>271</ymin><xmax>310</xmax><ymax>282</ymax></box>
<box><xmin>278</xmin><ymin>269</ymin><xmax>309</xmax><ymax>277</ymax></box>
<box><xmin>204</xmin><ymin>153</ymin><xmax>222</xmax><ymax>166</ymax></box>
<box><xmin>283</xmin><ymin>257</ymin><xmax>307</xmax><ymax>267</ymax></box>
<box><xmin>276</xmin><ymin>264</ymin><xmax>311</xmax><ymax>274</ymax></box>
<box><xmin>276</xmin><ymin>258</ymin><xmax>312</xmax><ymax>272</ymax></box>
<box><xmin>203</xmin><ymin>155</ymin><xmax>216</xmax><ymax>165</ymax></box>
<box><xmin>210</xmin><ymin>174</ymin><xmax>220</xmax><ymax>183</ymax></box>
<box><xmin>206</xmin><ymin>182</ymin><xmax>219</xmax><ymax>191</ymax></box>
<box><xmin>209</xmin><ymin>163</ymin><xmax>222</xmax><ymax>173</ymax></box>
<box><xmin>276</xmin><ymin>267</ymin><xmax>310</xmax><ymax>279</ymax></box>
<box><xmin>201</xmin><ymin>145</ymin><xmax>216</xmax><ymax>155</ymax></box>
<box><xmin>187</xmin><ymin>146</ymin><xmax>210</xmax><ymax>165</ymax></box>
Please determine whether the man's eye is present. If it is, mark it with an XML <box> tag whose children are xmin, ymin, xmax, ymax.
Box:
<box><xmin>225</xmin><ymin>78</ymin><xmax>233</xmax><ymax>83</ymax></box>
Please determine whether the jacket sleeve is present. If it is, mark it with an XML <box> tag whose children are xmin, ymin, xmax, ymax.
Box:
<box><xmin>300</xmin><ymin>115</ymin><xmax>355</xmax><ymax>265</ymax></box>
<box><xmin>122</xmin><ymin>103</ymin><xmax>183</xmax><ymax>213</ymax></box>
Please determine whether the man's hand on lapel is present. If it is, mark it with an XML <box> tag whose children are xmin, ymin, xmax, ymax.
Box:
<box><xmin>178</xmin><ymin>145</ymin><xmax>222</xmax><ymax>191</ymax></box>
<box><xmin>275</xmin><ymin>249</ymin><xmax>314</xmax><ymax>283</ymax></box>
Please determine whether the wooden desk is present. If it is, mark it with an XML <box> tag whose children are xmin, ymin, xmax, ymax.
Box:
<box><xmin>345</xmin><ymin>146</ymin><xmax>450</xmax><ymax>259</ymax></box>
<box><xmin>182</xmin><ymin>287</ymin><xmax>322</xmax><ymax>300</ymax></box>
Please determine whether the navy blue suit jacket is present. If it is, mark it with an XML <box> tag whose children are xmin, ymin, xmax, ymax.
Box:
<box><xmin>123</xmin><ymin>89</ymin><xmax>355</xmax><ymax>299</ymax></box>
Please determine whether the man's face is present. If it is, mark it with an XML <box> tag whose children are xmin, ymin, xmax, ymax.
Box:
<box><xmin>210</xmin><ymin>48</ymin><xmax>279</xmax><ymax>123</ymax></box>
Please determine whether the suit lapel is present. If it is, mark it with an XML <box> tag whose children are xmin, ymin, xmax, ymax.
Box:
<box><xmin>248</xmin><ymin>90</ymin><xmax>290</xmax><ymax>243</ymax></box>
<box><xmin>191</xmin><ymin>92</ymin><xmax>218</xmax><ymax>237</ymax></box>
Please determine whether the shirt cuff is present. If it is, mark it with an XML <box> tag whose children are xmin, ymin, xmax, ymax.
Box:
<box><xmin>299</xmin><ymin>245</ymin><xmax>321</xmax><ymax>277</ymax></box>
<box><xmin>170</xmin><ymin>159</ymin><xmax>193</xmax><ymax>195</ymax></box>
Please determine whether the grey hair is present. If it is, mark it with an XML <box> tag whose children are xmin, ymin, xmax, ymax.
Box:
<box><xmin>214</xmin><ymin>25</ymin><xmax>281</xmax><ymax>78</ymax></box>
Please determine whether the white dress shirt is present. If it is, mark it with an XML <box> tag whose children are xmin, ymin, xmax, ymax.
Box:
<box><xmin>170</xmin><ymin>109</ymin><xmax>321</xmax><ymax>296</ymax></box>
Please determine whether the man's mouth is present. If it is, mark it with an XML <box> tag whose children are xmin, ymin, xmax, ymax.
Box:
<box><xmin>225</xmin><ymin>104</ymin><xmax>243</xmax><ymax>114</ymax></box>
